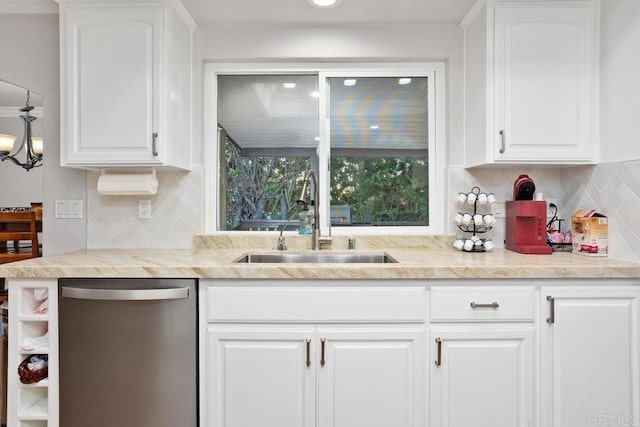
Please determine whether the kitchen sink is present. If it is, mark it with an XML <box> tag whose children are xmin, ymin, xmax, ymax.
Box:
<box><xmin>233</xmin><ymin>252</ymin><xmax>398</xmax><ymax>264</ymax></box>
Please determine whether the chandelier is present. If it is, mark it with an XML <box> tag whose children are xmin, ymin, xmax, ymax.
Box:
<box><xmin>0</xmin><ymin>90</ymin><xmax>43</xmax><ymax>171</ymax></box>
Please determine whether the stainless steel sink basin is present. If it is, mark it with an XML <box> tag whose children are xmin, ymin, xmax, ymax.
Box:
<box><xmin>233</xmin><ymin>252</ymin><xmax>398</xmax><ymax>264</ymax></box>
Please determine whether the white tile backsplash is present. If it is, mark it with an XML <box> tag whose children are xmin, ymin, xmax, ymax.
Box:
<box><xmin>560</xmin><ymin>160</ymin><xmax>640</xmax><ymax>262</ymax></box>
<box><xmin>84</xmin><ymin>161</ymin><xmax>640</xmax><ymax>261</ymax></box>
<box><xmin>87</xmin><ymin>167</ymin><xmax>202</xmax><ymax>249</ymax></box>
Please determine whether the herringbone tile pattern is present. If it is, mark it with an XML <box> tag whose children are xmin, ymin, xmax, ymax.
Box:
<box><xmin>86</xmin><ymin>167</ymin><xmax>202</xmax><ymax>249</ymax></box>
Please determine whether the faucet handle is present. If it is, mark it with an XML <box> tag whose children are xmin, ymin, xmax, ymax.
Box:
<box><xmin>277</xmin><ymin>235</ymin><xmax>287</xmax><ymax>251</ymax></box>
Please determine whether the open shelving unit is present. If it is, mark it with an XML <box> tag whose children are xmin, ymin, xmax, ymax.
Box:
<box><xmin>7</xmin><ymin>279</ymin><xmax>58</xmax><ymax>427</ymax></box>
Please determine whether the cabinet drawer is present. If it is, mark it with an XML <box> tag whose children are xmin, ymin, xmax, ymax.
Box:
<box><xmin>207</xmin><ymin>286</ymin><xmax>426</xmax><ymax>323</ymax></box>
<box><xmin>430</xmin><ymin>286</ymin><xmax>535</xmax><ymax>322</ymax></box>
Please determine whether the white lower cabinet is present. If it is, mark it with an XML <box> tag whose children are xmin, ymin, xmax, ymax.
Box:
<box><xmin>540</xmin><ymin>286</ymin><xmax>640</xmax><ymax>427</ymax></box>
<box><xmin>429</xmin><ymin>327</ymin><xmax>535</xmax><ymax>427</ymax></box>
<box><xmin>202</xmin><ymin>281</ymin><xmax>640</xmax><ymax>427</ymax></box>
<box><xmin>428</xmin><ymin>284</ymin><xmax>536</xmax><ymax>427</ymax></box>
<box><xmin>206</xmin><ymin>326</ymin><xmax>424</xmax><ymax>427</ymax></box>
<box><xmin>203</xmin><ymin>283</ymin><xmax>426</xmax><ymax>427</ymax></box>
<box><xmin>207</xmin><ymin>327</ymin><xmax>315</xmax><ymax>427</ymax></box>
<box><xmin>316</xmin><ymin>328</ymin><xmax>424</xmax><ymax>427</ymax></box>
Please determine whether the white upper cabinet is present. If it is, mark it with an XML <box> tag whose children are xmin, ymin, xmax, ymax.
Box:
<box><xmin>463</xmin><ymin>1</ymin><xmax>598</xmax><ymax>167</ymax></box>
<box><xmin>59</xmin><ymin>1</ymin><xmax>194</xmax><ymax>169</ymax></box>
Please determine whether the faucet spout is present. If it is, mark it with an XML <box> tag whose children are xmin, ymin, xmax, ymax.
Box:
<box><xmin>297</xmin><ymin>171</ymin><xmax>332</xmax><ymax>250</ymax></box>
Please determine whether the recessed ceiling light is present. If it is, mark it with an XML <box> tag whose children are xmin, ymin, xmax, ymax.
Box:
<box><xmin>311</xmin><ymin>91</ymin><xmax>320</xmax><ymax>98</ymax></box>
<box><xmin>307</xmin><ymin>0</ymin><xmax>342</xmax><ymax>8</ymax></box>
<box><xmin>283</xmin><ymin>82</ymin><xmax>296</xmax><ymax>89</ymax></box>
<box><xmin>398</xmin><ymin>78</ymin><xmax>412</xmax><ymax>85</ymax></box>
<box><xmin>343</xmin><ymin>79</ymin><xmax>357</xmax><ymax>87</ymax></box>
<box><xmin>370</xmin><ymin>125</ymin><xmax>379</xmax><ymax>130</ymax></box>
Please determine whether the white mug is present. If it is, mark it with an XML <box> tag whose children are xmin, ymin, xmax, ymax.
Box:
<box><xmin>461</xmin><ymin>213</ymin><xmax>473</xmax><ymax>225</ymax></box>
<box><xmin>466</xmin><ymin>192</ymin><xmax>478</xmax><ymax>204</ymax></box>
<box><xmin>454</xmin><ymin>212</ymin><xmax>464</xmax><ymax>224</ymax></box>
<box><xmin>483</xmin><ymin>240</ymin><xmax>495</xmax><ymax>251</ymax></box>
<box><xmin>456</xmin><ymin>192</ymin><xmax>468</xmax><ymax>203</ymax></box>
<box><xmin>453</xmin><ymin>239</ymin><xmax>465</xmax><ymax>250</ymax></box>
<box><xmin>487</xmin><ymin>193</ymin><xmax>497</xmax><ymax>204</ymax></box>
<box><xmin>483</xmin><ymin>214</ymin><xmax>496</xmax><ymax>225</ymax></box>
<box><xmin>463</xmin><ymin>239</ymin><xmax>474</xmax><ymax>251</ymax></box>
<box><xmin>473</xmin><ymin>214</ymin><xmax>483</xmax><ymax>226</ymax></box>
<box><xmin>478</xmin><ymin>193</ymin><xmax>488</xmax><ymax>205</ymax></box>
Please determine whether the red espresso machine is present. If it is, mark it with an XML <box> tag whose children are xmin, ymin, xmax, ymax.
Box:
<box><xmin>505</xmin><ymin>175</ymin><xmax>552</xmax><ymax>255</ymax></box>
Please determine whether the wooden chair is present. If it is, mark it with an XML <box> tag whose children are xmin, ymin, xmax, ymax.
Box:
<box><xmin>0</xmin><ymin>211</ymin><xmax>40</xmax><ymax>264</ymax></box>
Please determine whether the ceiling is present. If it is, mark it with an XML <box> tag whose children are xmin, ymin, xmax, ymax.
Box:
<box><xmin>180</xmin><ymin>0</ymin><xmax>477</xmax><ymax>26</ymax></box>
<box><xmin>218</xmin><ymin>74</ymin><xmax>429</xmax><ymax>151</ymax></box>
<box><xmin>3</xmin><ymin>0</ymin><xmax>478</xmax><ymax>25</ymax></box>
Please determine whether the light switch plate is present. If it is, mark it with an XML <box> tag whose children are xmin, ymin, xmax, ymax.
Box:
<box><xmin>55</xmin><ymin>200</ymin><xmax>83</xmax><ymax>219</ymax></box>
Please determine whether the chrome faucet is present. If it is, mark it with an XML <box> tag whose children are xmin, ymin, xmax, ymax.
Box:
<box><xmin>297</xmin><ymin>170</ymin><xmax>332</xmax><ymax>250</ymax></box>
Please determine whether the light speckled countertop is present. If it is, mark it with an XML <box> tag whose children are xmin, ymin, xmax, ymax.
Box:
<box><xmin>0</xmin><ymin>235</ymin><xmax>639</xmax><ymax>280</ymax></box>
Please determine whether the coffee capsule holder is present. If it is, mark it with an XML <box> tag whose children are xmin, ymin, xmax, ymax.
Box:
<box><xmin>453</xmin><ymin>186</ymin><xmax>495</xmax><ymax>252</ymax></box>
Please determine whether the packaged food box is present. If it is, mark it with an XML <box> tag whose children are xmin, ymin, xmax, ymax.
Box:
<box><xmin>571</xmin><ymin>210</ymin><xmax>608</xmax><ymax>256</ymax></box>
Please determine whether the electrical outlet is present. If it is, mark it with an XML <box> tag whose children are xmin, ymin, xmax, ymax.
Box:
<box><xmin>547</xmin><ymin>198</ymin><xmax>559</xmax><ymax>217</ymax></box>
<box><xmin>138</xmin><ymin>200</ymin><xmax>151</xmax><ymax>219</ymax></box>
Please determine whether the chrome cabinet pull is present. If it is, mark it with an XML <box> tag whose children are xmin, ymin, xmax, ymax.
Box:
<box><xmin>470</xmin><ymin>301</ymin><xmax>499</xmax><ymax>309</ymax></box>
<box><xmin>152</xmin><ymin>132</ymin><xmax>159</xmax><ymax>156</ymax></box>
<box><xmin>546</xmin><ymin>296</ymin><xmax>555</xmax><ymax>324</ymax></box>
<box><xmin>320</xmin><ymin>338</ymin><xmax>326</xmax><ymax>366</ymax></box>
<box><xmin>61</xmin><ymin>286</ymin><xmax>189</xmax><ymax>301</ymax></box>
<box><xmin>499</xmin><ymin>130</ymin><xmax>506</xmax><ymax>154</ymax></box>
<box><xmin>435</xmin><ymin>338</ymin><xmax>442</xmax><ymax>366</ymax></box>
<box><xmin>305</xmin><ymin>338</ymin><xmax>311</xmax><ymax>367</ymax></box>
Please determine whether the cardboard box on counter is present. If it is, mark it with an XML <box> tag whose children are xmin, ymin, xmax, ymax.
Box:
<box><xmin>571</xmin><ymin>210</ymin><xmax>608</xmax><ymax>256</ymax></box>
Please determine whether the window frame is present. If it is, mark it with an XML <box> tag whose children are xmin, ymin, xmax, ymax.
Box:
<box><xmin>203</xmin><ymin>62</ymin><xmax>446</xmax><ymax>235</ymax></box>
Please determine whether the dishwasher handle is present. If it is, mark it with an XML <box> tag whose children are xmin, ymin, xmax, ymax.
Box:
<box><xmin>61</xmin><ymin>286</ymin><xmax>190</xmax><ymax>301</ymax></box>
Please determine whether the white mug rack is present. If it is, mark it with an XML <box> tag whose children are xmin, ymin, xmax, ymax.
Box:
<box><xmin>453</xmin><ymin>186</ymin><xmax>495</xmax><ymax>252</ymax></box>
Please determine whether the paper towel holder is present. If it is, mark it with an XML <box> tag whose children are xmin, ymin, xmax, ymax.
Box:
<box><xmin>97</xmin><ymin>169</ymin><xmax>159</xmax><ymax>196</ymax></box>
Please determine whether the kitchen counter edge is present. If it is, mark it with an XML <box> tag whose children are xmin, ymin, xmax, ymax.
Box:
<box><xmin>1</xmin><ymin>248</ymin><xmax>639</xmax><ymax>280</ymax></box>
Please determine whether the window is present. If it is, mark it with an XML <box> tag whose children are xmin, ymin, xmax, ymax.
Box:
<box><xmin>217</xmin><ymin>74</ymin><xmax>318</xmax><ymax>230</ymax></box>
<box><xmin>328</xmin><ymin>76</ymin><xmax>429</xmax><ymax>226</ymax></box>
<box><xmin>206</xmin><ymin>63</ymin><xmax>445</xmax><ymax>234</ymax></box>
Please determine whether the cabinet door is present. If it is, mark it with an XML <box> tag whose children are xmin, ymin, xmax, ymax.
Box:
<box><xmin>493</xmin><ymin>3</ymin><xmax>597</xmax><ymax>163</ymax></box>
<box><xmin>316</xmin><ymin>328</ymin><xmax>424</xmax><ymax>427</ymax></box>
<box><xmin>541</xmin><ymin>287</ymin><xmax>640</xmax><ymax>427</ymax></box>
<box><xmin>62</xmin><ymin>5</ymin><xmax>161</xmax><ymax>165</ymax></box>
<box><xmin>207</xmin><ymin>327</ymin><xmax>315</xmax><ymax>427</ymax></box>
<box><xmin>429</xmin><ymin>327</ymin><xmax>535</xmax><ymax>427</ymax></box>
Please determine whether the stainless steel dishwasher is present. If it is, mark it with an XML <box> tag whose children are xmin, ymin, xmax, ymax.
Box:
<box><xmin>58</xmin><ymin>278</ymin><xmax>198</xmax><ymax>427</ymax></box>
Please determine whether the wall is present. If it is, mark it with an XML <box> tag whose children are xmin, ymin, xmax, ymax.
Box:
<box><xmin>599</xmin><ymin>0</ymin><xmax>640</xmax><ymax>163</ymax></box>
<box><xmin>0</xmin><ymin>13</ymin><xmax>87</xmax><ymax>255</ymax></box>
<box><xmin>20</xmin><ymin>2</ymin><xmax>640</xmax><ymax>258</ymax></box>
<box><xmin>558</xmin><ymin>0</ymin><xmax>640</xmax><ymax>262</ymax></box>
<box><xmin>87</xmin><ymin>23</ymin><xmax>465</xmax><ymax>246</ymax></box>
<box><xmin>86</xmin><ymin>168</ymin><xmax>201</xmax><ymax>248</ymax></box>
